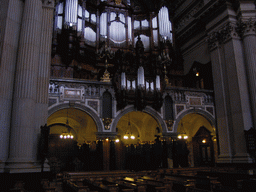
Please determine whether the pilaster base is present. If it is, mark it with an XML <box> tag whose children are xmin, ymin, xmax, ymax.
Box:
<box><xmin>4</xmin><ymin>161</ymin><xmax>45</xmax><ymax>173</ymax></box>
<box><xmin>232</xmin><ymin>153</ymin><xmax>253</xmax><ymax>163</ymax></box>
<box><xmin>217</xmin><ymin>153</ymin><xmax>233</xmax><ymax>163</ymax></box>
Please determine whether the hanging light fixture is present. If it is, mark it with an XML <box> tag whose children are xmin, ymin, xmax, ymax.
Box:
<box><xmin>60</xmin><ymin>108</ymin><xmax>74</xmax><ymax>139</ymax></box>
<box><xmin>123</xmin><ymin>114</ymin><xmax>135</xmax><ymax>140</ymax></box>
<box><xmin>178</xmin><ymin>121</ymin><xmax>188</xmax><ymax>140</ymax></box>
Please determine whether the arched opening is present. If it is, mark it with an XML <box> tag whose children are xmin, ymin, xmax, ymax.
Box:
<box><xmin>116</xmin><ymin>111</ymin><xmax>162</xmax><ymax>145</ymax></box>
<box><xmin>47</xmin><ymin>108</ymin><xmax>101</xmax><ymax>172</ymax></box>
<box><xmin>112</xmin><ymin>111</ymin><xmax>168</xmax><ymax>171</ymax></box>
<box><xmin>174</xmin><ymin>113</ymin><xmax>217</xmax><ymax>168</ymax></box>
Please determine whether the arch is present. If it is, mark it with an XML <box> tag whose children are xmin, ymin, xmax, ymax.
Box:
<box><xmin>48</xmin><ymin>103</ymin><xmax>104</xmax><ymax>132</ymax></box>
<box><xmin>173</xmin><ymin>108</ymin><xmax>216</xmax><ymax>133</ymax></box>
<box><xmin>110</xmin><ymin>105</ymin><xmax>168</xmax><ymax>133</ymax></box>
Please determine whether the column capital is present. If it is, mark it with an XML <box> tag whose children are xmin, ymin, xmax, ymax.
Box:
<box><xmin>237</xmin><ymin>18</ymin><xmax>256</xmax><ymax>37</ymax></box>
<box><xmin>206</xmin><ymin>22</ymin><xmax>240</xmax><ymax>51</ymax></box>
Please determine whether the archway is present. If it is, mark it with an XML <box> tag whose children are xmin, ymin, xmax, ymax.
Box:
<box><xmin>47</xmin><ymin>108</ymin><xmax>98</xmax><ymax>143</ymax></box>
<box><xmin>175</xmin><ymin>113</ymin><xmax>217</xmax><ymax>167</ymax></box>
<box><xmin>48</xmin><ymin>103</ymin><xmax>104</xmax><ymax>132</ymax></box>
<box><xmin>47</xmin><ymin>108</ymin><xmax>100</xmax><ymax>172</ymax></box>
<box><xmin>111</xmin><ymin>105</ymin><xmax>168</xmax><ymax>133</ymax></box>
<box><xmin>113</xmin><ymin>110</ymin><xmax>167</xmax><ymax>171</ymax></box>
<box><xmin>116</xmin><ymin>111</ymin><xmax>162</xmax><ymax>145</ymax></box>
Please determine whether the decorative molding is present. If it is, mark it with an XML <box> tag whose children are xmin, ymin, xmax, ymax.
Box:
<box><xmin>176</xmin><ymin>0</ymin><xmax>227</xmax><ymax>45</ymax></box>
<box><xmin>60</xmin><ymin>86</ymin><xmax>85</xmax><ymax>101</ymax></box>
<box><xmin>175</xmin><ymin>104</ymin><xmax>185</xmax><ymax>116</ymax></box>
<box><xmin>87</xmin><ymin>99</ymin><xmax>99</xmax><ymax>113</ymax></box>
<box><xmin>175</xmin><ymin>1</ymin><xmax>204</xmax><ymax>32</ymax></box>
<box><xmin>206</xmin><ymin>106</ymin><xmax>215</xmax><ymax>117</ymax></box>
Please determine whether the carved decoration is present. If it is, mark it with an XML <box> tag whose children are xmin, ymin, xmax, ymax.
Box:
<box><xmin>165</xmin><ymin>120</ymin><xmax>174</xmax><ymax>131</ymax></box>
<box><xmin>206</xmin><ymin>22</ymin><xmax>239</xmax><ymax>51</ymax></box>
<box><xmin>102</xmin><ymin>118</ymin><xmax>112</xmax><ymax>130</ymax></box>
<box><xmin>237</xmin><ymin>18</ymin><xmax>256</xmax><ymax>37</ymax></box>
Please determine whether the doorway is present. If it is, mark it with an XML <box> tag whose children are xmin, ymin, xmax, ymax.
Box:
<box><xmin>192</xmin><ymin>126</ymin><xmax>215</xmax><ymax>166</ymax></box>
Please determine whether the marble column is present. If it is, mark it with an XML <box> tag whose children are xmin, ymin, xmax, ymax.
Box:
<box><xmin>33</xmin><ymin>0</ymin><xmax>55</xmax><ymax>170</ymax></box>
<box><xmin>0</xmin><ymin>0</ymin><xmax>24</xmax><ymax>172</ymax></box>
<box><xmin>207</xmin><ymin>21</ymin><xmax>253</xmax><ymax>163</ymax></box>
<box><xmin>239</xmin><ymin>18</ymin><xmax>256</xmax><ymax>128</ymax></box>
<box><xmin>6</xmin><ymin>0</ymin><xmax>43</xmax><ymax>173</ymax></box>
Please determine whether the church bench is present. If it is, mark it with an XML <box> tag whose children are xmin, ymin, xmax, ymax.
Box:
<box><xmin>41</xmin><ymin>179</ymin><xmax>57</xmax><ymax>192</ymax></box>
<box><xmin>63</xmin><ymin>180</ymin><xmax>90</xmax><ymax>192</ymax></box>
<box><xmin>196</xmin><ymin>171</ymin><xmax>256</xmax><ymax>191</ymax></box>
<box><xmin>82</xmin><ymin>178</ymin><xmax>119</xmax><ymax>192</ymax></box>
<box><xmin>115</xmin><ymin>177</ymin><xmax>147</xmax><ymax>192</ymax></box>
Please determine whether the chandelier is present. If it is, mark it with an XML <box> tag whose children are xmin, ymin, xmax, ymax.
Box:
<box><xmin>60</xmin><ymin>108</ymin><xmax>74</xmax><ymax>139</ymax></box>
<box><xmin>123</xmin><ymin>114</ymin><xmax>135</xmax><ymax>140</ymax></box>
<box><xmin>177</xmin><ymin>121</ymin><xmax>188</xmax><ymax>140</ymax></box>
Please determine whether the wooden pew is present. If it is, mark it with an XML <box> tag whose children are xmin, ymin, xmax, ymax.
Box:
<box><xmin>41</xmin><ymin>179</ymin><xmax>57</xmax><ymax>192</ymax></box>
<box><xmin>123</xmin><ymin>176</ymin><xmax>167</xmax><ymax>192</ymax></box>
<box><xmin>82</xmin><ymin>178</ymin><xmax>119</xmax><ymax>192</ymax></box>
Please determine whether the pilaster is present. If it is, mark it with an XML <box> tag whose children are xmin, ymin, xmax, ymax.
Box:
<box><xmin>237</xmin><ymin>17</ymin><xmax>256</xmax><ymax>129</ymax></box>
<box><xmin>5</xmin><ymin>0</ymin><xmax>43</xmax><ymax>173</ymax></box>
<box><xmin>207</xmin><ymin>31</ymin><xmax>233</xmax><ymax>163</ymax></box>
<box><xmin>207</xmin><ymin>21</ymin><xmax>253</xmax><ymax>163</ymax></box>
<box><xmin>0</xmin><ymin>0</ymin><xmax>24</xmax><ymax>172</ymax></box>
<box><xmin>33</xmin><ymin>0</ymin><xmax>55</xmax><ymax>170</ymax></box>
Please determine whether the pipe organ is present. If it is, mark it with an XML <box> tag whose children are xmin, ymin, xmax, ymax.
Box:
<box><xmin>53</xmin><ymin>0</ymin><xmax>173</xmax><ymax>51</ymax></box>
<box><xmin>52</xmin><ymin>0</ymin><xmax>176</xmax><ymax>110</ymax></box>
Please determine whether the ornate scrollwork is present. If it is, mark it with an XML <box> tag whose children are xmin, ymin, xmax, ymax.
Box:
<box><xmin>102</xmin><ymin>118</ymin><xmax>112</xmax><ymax>130</ymax></box>
<box><xmin>165</xmin><ymin>120</ymin><xmax>174</xmax><ymax>131</ymax></box>
<box><xmin>237</xmin><ymin>18</ymin><xmax>256</xmax><ymax>37</ymax></box>
<box><xmin>206</xmin><ymin>22</ymin><xmax>239</xmax><ymax>51</ymax></box>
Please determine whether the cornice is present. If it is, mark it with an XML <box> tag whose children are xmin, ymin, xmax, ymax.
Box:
<box><xmin>174</xmin><ymin>1</ymin><xmax>204</xmax><ymax>32</ymax></box>
<box><xmin>175</xmin><ymin>0</ymin><xmax>229</xmax><ymax>47</ymax></box>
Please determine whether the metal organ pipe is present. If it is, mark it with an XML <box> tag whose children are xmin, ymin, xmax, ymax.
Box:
<box><xmin>121</xmin><ymin>72</ymin><xmax>126</xmax><ymax>89</ymax></box>
<box><xmin>137</xmin><ymin>66</ymin><xmax>145</xmax><ymax>88</ymax></box>
<box><xmin>65</xmin><ymin>0</ymin><xmax>78</xmax><ymax>26</ymax></box>
<box><xmin>156</xmin><ymin>75</ymin><xmax>160</xmax><ymax>90</ymax></box>
<box><xmin>158</xmin><ymin>6</ymin><xmax>172</xmax><ymax>41</ymax></box>
<box><xmin>100</xmin><ymin>12</ymin><xmax>107</xmax><ymax>37</ymax></box>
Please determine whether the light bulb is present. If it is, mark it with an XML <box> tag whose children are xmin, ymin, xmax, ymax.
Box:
<box><xmin>178</xmin><ymin>135</ymin><xmax>182</xmax><ymax>139</ymax></box>
<box><xmin>60</xmin><ymin>135</ymin><xmax>63</xmax><ymax>139</ymax></box>
<box><xmin>184</xmin><ymin>135</ymin><xmax>188</xmax><ymax>140</ymax></box>
<box><xmin>130</xmin><ymin>135</ymin><xmax>135</xmax><ymax>140</ymax></box>
<box><xmin>123</xmin><ymin>135</ymin><xmax>128</xmax><ymax>139</ymax></box>
<box><xmin>115</xmin><ymin>139</ymin><xmax>120</xmax><ymax>143</ymax></box>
